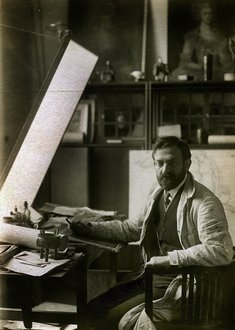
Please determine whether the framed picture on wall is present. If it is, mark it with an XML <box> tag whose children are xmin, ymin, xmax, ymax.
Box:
<box><xmin>62</xmin><ymin>100</ymin><xmax>90</xmax><ymax>143</ymax></box>
<box><xmin>168</xmin><ymin>0</ymin><xmax>235</xmax><ymax>81</ymax></box>
<box><xmin>62</xmin><ymin>99</ymin><xmax>97</xmax><ymax>144</ymax></box>
<box><xmin>69</xmin><ymin>0</ymin><xmax>147</xmax><ymax>83</ymax></box>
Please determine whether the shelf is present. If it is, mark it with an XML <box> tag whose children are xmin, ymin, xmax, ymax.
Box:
<box><xmin>84</xmin><ymin>82</ymin><xmax>148</xmax><ymax>93</ymax></box>
<box><xmin>190</xmin><ymin>144</ymin><xmax>235</xmax><ymax>149</ymax></box>
<box><xmin>60</xmin><ymin>141</ymin><xmax>145</xmax><ymax>148</ymax></box>
<box><xmin>150</xmin><ymin>80</ymin><xmax>235</xmax><ymax>91</ymax></box>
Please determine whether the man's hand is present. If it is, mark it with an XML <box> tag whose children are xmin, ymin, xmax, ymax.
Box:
<box><xmin>66</xmin><ymin>218</ymin><xmax>93</xmax><ymax>237</ymax></box>
<box><xmin>145</xmin><ymin>256</ymin><xmax>170</xmax><ymax>268</ymax></box>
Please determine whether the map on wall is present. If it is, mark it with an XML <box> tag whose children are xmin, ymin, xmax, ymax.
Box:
<box><xmin>129</xmin><ymin>149</ymin><xmax>235</xmax><ymax>243</ymax></box>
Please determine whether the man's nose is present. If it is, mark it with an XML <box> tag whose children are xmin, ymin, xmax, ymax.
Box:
<box><xmin>161</xmin><ymin>163</ymin><xmax>170</xmax><ymax>173</ymax></box>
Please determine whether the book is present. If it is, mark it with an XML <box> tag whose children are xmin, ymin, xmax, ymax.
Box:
<box><xmin>0</xmin><ymin>244</ymin><xmax>21</xmax><ymax>264</ymax></box>
<box><xmin>157</xmin><ymin>124</ymin><xmax>182</xmax><ymax>138</ymax></box>
<box><xmin>61</xmin><ymin>132</ymin><xmax>84</xmax><ymax>143</ymax></box>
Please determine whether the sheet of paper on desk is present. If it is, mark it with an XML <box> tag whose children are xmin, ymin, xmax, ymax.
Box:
<box><xmin>2</xmin><ymin>250</ymin><xmax>70</xmax><ymax>277</ymax></box>
<box><xmin>39</xmin><ymin>202</ymin><xmax>117</xmax><ymax>217</ymax></box>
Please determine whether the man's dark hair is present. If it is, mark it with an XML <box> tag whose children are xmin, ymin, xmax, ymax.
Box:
<box><xmin>152</xmin><ymin>136</ymin><xmax>191</xmax><ymax>161</ymax></box>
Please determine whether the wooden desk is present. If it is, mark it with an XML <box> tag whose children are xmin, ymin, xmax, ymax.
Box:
<box><xmin>69</xmin><ymin>235</ymin><xmax>127</xmax><ymax>287</ymax></box>
<box><xmin>0</xmin><ymin>252</ymin><xmax>87</xmax><ymax>329</ymax></box>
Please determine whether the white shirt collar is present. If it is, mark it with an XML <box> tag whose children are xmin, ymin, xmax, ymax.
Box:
<box><xmin>165</xmin><ymin>173</ymin><xmax>187</xmax><ymax>200</ymax></box>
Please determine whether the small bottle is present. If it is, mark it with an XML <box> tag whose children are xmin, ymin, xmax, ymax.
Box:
<box><xmin>117</xmin><ymin>111</ymin><xmax>126</xmax><ymax>130</ymax></box>
<box><xmin>196</xmin><ymin>126</ymin><xmax>208</xmax><ymax>144</ymax></box>
<box><xmin>14</xmin><ymin>206</ymin><xmax>21</xmax><ymax>220</ymax></box>
<box><xmin>203</xmin><ymin>53</ymin><xmax>213</xmax><ymax>81</ymax></box>
<box><xmin>24</xmin><ymin>201</ymin><xmax>31</xmax><ymax>221</ymax></box>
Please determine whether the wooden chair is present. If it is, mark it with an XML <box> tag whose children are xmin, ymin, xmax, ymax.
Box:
<box><xmin>145</xmin><ymin>262</ymin><xmax>235</xmax><ymax>329</ymax></box>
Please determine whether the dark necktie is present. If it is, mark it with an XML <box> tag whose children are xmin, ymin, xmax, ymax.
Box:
<box><xmin>164</xmin><ymin>191</ymin><xmax>171</xmax><ymax>210</ymax></box>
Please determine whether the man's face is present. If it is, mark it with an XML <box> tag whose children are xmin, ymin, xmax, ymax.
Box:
<box><xmin>153</xmin><ymin>146</ymin><xmax>190</xmax><ymax>191</ymax></box>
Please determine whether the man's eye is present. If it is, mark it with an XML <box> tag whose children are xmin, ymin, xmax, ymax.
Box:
<box><xmin>153</xmin><ymin>161</ymin><xmax>162</xmax><ymax>167</ymax></box>
<box><xmin>168</xmin><ymin>161</ymin><xmax>177</xmax><ymax>167</ymax></box>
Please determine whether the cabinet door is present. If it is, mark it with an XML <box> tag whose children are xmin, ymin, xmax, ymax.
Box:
<box><xmin>50</xmin><ymin>147</ymin><xmax>89</xmax><ymax>207</ymax></box>
<box><xmin>82</xmin><ymin>83</ymin><xmax>148</xmax><ymax>146</ymax></box>
<box><xmin>157</xmin><ymin>91</ymin><xmax>206</xmax><ymax>144</ymax></box>
<box><xmin>150</xmin><ymin>82</ymin><xmax>235</xmax><ymax>145</ymax></box>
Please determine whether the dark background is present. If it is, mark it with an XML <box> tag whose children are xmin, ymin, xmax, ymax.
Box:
<box><xmin>69</xmin><ymin>0</ymin><xmax>146</xmax><ymax>82</ymax></box>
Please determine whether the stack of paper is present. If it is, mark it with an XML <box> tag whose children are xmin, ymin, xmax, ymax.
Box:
<box><xmin>2</xmin><ymin>250</ymin><xmax>73</xmax><ymax>277</ymax></box>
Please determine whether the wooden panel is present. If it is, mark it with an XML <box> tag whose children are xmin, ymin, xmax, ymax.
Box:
<box><xmin>89</xmin><ymin>147</ymin><xmax>136</xmax><ymax>215</ymax></box>
<box><xmin>50</xmin><ymin>147</ymin><xmax>89</xmax><ymax>207</ymax></box>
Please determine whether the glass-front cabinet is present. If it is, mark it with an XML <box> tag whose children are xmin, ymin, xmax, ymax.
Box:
<box><xmin>79</xmin><ymin>82</ymin><xmax>148</xmax><ymax>147</ymax></box>
<box><xmin>149</xmin><ymin>81</ymin><xmax>235</xmax><ymax>146</ymax></box>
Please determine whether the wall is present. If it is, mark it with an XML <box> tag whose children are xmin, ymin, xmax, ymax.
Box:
<box><xmin>149</xmin><ymin>0</ymin><xmax>168</xmax><ymax>67</ymax></box>
<box><xmin>0</xmin><ymin>0</ymin><xmax>68</xmax><ymax>176</ymax></box>
<box><xmin>0</xmin><ymin>0</ymin><xmax>168</xmax><ymax>175</ymax></box>
<box><xmin>0</xmin><ymin>0</ymin><xmax>169</xmax><ymax>211</ymax></box>
<box><xmin>69</xmin><ymin>0</ymin><xmax>168</xmax><ymax>82</ymax></box>
<box><xmin>0</xmin><ymin>0</ymin><xmax>39</xmax><ymax>174</ymax></box>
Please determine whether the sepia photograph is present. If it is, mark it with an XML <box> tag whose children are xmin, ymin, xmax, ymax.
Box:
<box><xmin>0</xmin><ymin>1</ymin><xmax>235</xmax><ymax>330</ymax></box>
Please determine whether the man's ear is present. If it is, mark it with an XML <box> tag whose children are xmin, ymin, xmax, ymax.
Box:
<box><xmin>185</xmin><ymin>158</ymin><xmax>191</xmax><ymax>172</ymax></box>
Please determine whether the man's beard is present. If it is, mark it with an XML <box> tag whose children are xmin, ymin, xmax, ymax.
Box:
<box><xmin>158</xmin><ymin>171</ymin><xmax>185</xmax><ymax>191</ymax></box>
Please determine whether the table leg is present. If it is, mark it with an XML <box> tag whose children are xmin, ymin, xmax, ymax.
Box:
<box><xmin>109</xmin><ymin>251</ymin><xmax>117</xmax><ymax>287</ymax></box>
<box><xmin>75</xmin><ymin>253</ymin><xmax>87</xmax><ymax>328</ymax></box>
<box><xmin>22</xmin><ymin>306</ymin><xmax>32</xmax><ymax>329</ymax></box>
<box><xmin>19</xmin><ymin>276</ymin><xmax>41</xmax><ymax>329</ymax></box>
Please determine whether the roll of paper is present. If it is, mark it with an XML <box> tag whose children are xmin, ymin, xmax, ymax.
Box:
<box><xmin>0</xmin><ymin>223</ymin><xmax>68</xmax><ymax>251</ymax></box>
<box><xmin>224</xmin><ymin>73</ymin><xmax>235</xmax><ymax>81</ymax></box>
<box><xmin>208</xmin><ymin>135</ymin><xmax>235</xmax><ymax>144</ymax></box>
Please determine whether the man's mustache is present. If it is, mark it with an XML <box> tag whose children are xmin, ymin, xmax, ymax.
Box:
<box><xmin>160</xmin><ymin>173</ymin><xmax>175</xmax><ymax>179</ymax></box>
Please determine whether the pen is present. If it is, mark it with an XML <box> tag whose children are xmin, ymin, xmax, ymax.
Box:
<box><xmin>18</xmin><ymin>260</ymin><xmax>50</xmax><ymax>267</ymax></box>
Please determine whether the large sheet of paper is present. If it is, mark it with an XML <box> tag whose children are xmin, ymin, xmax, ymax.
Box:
<box><xmin>0</xmin><ymin>40</ymin><xmax>98</xmax><ymax>220</ymax></box>
<box><xmin>129</xmin><ymin>149</ymin><xmax>235</xmax><ymax>243</ymax></box>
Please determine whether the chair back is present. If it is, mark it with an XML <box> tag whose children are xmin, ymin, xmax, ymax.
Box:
<box><xmin>145</xmin><ymin>263</ymin><xmax>235</xmax><ymax>327</ymax></box>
